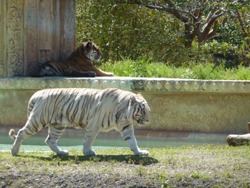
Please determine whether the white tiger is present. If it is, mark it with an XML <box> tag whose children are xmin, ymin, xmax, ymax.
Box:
<box><xmin>9</xmin><ymin>88</ymin><xmax>150</xmax><ymax>156</ymax></box>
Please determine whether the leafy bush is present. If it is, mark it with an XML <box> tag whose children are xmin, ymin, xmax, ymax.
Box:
<box><xmin>98</xmin><ymin>58</ymin><xmax>250</xmax><ymax>80</ymax></box>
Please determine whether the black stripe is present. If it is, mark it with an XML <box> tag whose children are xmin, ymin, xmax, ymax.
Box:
<box><xmin>100</xmin><ymin>89</ymin><xmax>114</xmax><ymax>101</ymax></box>
<box><xmin>56</xmin><ymin>126</ymin><xmax>65</xmax><ymax>131</ymax></box>
<box><xmin>79</xmin><ymin>91</ymin><xmax>88</xmax><ymax>123</ymax></box>
<box><xmin>102</xmin><ymin>113</ymin><xmax>107</xmax><ymax>127</ymax></box>
<box><xmin>120</xmin><ymin>95</ymin><xmax>128</xmax><ymax>103</ymax></box>
<box><xmin>51</xmin><ymin>132</ymin><xmax>59</xmax><ymax>139</ymax></box>
<box><xmin>124</xmin><ymin>137</ymin><xmax>131</xmax><ymax>141</ymax></box>
<box><xmin>108</xmin><ymin>112</ymin><xmax>111</xmax><ymax>127</ymax></box>
<box><xmin>66</xmin><ymin>100</ymin><xmax>75</xmax><ymax>118</ymax></box>
<box><xmin>122</xmin><ymin>124</ymin><xmax>130</xmax><ymax>132</ymax></box>
<box><xmin>71</xmin><ymin>97</ymin><xmax>81</xmax><ymax>122</ymax></box>
<box><xmin>25</xmin><ymin>126</ymin><xmax>33</xmax><ymax>135</ymax></box>
<box><xmin>49</xmin><ymin>90</ymin><xmax>64</xmax><ymax>123</ymax></box>
<box><xmin>33</xmin><ymin>120</ymin><xmax>39</xmax><ymax>132</ymax></box>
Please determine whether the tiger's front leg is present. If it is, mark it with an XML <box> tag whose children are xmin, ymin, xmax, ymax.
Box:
<box><xmin>121</xmin><ymin>124</ymin><xmax>149</xmax><ymax>156</ymax></box>
<box><xmin>83</xmin><ymin>125</ymin><xmax>100</xmax><ymax>156</ymax></box>
<box><xmin>92</xmin><ymin>67</ymin><xmax>114</xmax><ymax>77</ymax></box>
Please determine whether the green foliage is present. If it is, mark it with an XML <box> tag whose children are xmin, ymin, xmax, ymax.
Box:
<box><xmin>98</xmin><ymin>58</ymin><xmax>250</xmax><ymax>80</ymax></box>
<box><xmin>201</xmin><ymin>40</ymin><xmax>249</xmax><ymax>67</ymax></box>
<box><xmin>217</xmin><ymin>1</ymin><xmax>250</xmax><ymax>48</ymax></box>
<box><xmin>76</xmin><ymin>0</ymin><xmax>250</xmax><ymax>75</ymax></box>
<box><xmin>191</xmin><ymin>171</ymin><xmax>200</xmax><ymax>179</ymax></box>
<box><xmin>76</xmin><ymin>0</ymin><xmax>186</xmax><ymax>64</ymax></box>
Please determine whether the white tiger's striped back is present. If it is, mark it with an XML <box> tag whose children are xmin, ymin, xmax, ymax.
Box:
<box><xmin>27</xmin><ymin>88</ymin><xmax>134</xmax><ymax>130</ymax></box>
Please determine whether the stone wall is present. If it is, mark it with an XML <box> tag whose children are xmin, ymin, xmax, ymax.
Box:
<box><xmin>0</xmin><ymin>77</ymin><xmax>249</xmax><ymax>134</ymax></box>
<box><xmin>0</xmin><ymin>0</ymin><xmax>75</xmax><ymax>77</ymax></box>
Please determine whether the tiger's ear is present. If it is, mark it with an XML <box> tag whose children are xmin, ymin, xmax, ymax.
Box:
<box><xmin>87</xmin><ymin>39</ymin><xmax>93</xmax><ymax>48</ymax></box>
<box><xmin>130</xmin><ymin>95</ymin><xmax>136</xmax><ymax>104</ymax></box>
<box><xmin>135</xmin><ymin>93</ymin><xmax>142</xmax><ymax>101</ymax></box>
<box><xmin>137</xmin><ymin>93</ymin><xmax>142</xmax><ymax>97</ymax></box>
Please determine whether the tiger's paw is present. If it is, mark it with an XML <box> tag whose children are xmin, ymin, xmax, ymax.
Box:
<box><xmin>83</xmin><ymin>149</ymin><xmax>96</xmax><ymax>156</ymax></box>
<box><xmin>134</xmin><ymin>149</ymin><xmax>149</xmax><ymax>156</ymax></box>
<box><xmin>86</xmin><ymin>72</ymin><xmax>96</xmax><ymax>77</ymax></box>
<box><xmin>11</xmin><ymin>147</ymin><xmax>19</xmax><ymax>156</ymax></box>
<box><xmin>105</xmin><ymin>72</ymin><xmax>114</xmax><ymax>77</ymax></box>
<box><xmin>57</xmin><ymin>150</ymin><xmax>69</xmax><ymax>155</ymax></box>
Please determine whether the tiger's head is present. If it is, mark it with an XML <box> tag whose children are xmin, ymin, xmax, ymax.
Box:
<box><xmin>131</xmin><ymin>93</ymin><xmax>150</xmax><ymax>126</ymax></box>
<box><xmin>82</xmin><ymin>39</ymin><xmax>103</xmax><ymax>62</ymax></box>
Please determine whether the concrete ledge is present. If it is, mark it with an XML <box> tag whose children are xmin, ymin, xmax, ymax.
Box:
<box><xmin>0</xmin><ymin>77</ymin><xmax>250</xmax><ymax>134</ymax></box>
<box><xmin>1</xmin><ymin>77</ymin><xmax>250</xmax><ymax>93</ymax></box>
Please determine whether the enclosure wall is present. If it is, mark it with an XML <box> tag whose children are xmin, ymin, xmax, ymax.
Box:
<box><xmin>0</xmin><ymin>77</ymin><xmax>249</xmax><ymax>134</ymax></box>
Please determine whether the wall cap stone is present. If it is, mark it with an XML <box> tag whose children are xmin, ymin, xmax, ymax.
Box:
<box><xmin>1</xmin><ymin>77</ymin><xmax>250</xmax><ymax>93</ymax></box>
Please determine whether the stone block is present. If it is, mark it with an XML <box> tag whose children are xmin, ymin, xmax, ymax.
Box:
<box><xmin>226</xmin><ymin>134</ymin><xmax>250</xmax><ymax>146</ymax></box>
<box><xmin>0</xmin><ymin>0</ymin><xmax>75</xmax><ymax>77</ymax></box>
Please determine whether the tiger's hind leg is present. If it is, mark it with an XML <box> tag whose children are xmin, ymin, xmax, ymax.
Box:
<box><xmin>45</xmin><ymin>125</ymin><xmax>69</xmax><ymax>155</ymax></box>
<box><xmin>10</xmin><ymin>118</ymin><xmax>46</xmax><ymax>156</ymax></box>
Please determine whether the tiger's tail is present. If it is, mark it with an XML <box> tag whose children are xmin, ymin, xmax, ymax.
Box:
<box><xmin>37</xmin><ymin>66</ymin><xmax>45</xmax><ymax>77</ymax></box>
<box><xmin>9</xmin><ymin>129</ymin><xmax>17</xmax><ymax>140</ymax></box>
<box><xmin>31</xmin><ymin>64</ymin><xmax>46</xmax><ymax>77</ymax></box>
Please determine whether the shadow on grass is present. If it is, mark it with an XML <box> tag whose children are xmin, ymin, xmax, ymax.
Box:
<box><xmin>21</xmin><ymin>154</ymin><xmax>158</xmax><ymax>166</ymax></box>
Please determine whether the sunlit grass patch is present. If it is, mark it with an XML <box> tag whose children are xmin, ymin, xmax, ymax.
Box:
<box><xmin>98</xmin><ymin>58</ymin><xmax>250</xmax><ymax>80</ymax></box>
<box><xmin>1</xmin><ymin>145</ymin><xmax>250</xmax><ymax>187</ymax></box>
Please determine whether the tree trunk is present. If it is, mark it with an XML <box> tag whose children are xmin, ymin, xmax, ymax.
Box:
<box><xmin>185</xmin><ymin>40</ymin><xmax>193</xmax><ymax>48</ymax></box>
<box><xmin>184</xmin><ymin>23</ymin><xmax>193</xmax><ymax>48</ymax></box>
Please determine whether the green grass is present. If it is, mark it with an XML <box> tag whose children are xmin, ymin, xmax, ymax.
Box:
<box><xmin>98</xmin><ymin>58</ymin><xmax>250</xmax><ymax>80</ymax></box>
<box><xmin>1</xmin><ymin>145</ymin><xmax>250</xmax><ymax>187</ymax></box>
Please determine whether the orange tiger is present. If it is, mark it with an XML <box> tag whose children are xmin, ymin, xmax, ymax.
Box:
<box><xmin>38</xmin><ymin>39</ymin><xmax>114</xmax><ymax>77</ymax></box>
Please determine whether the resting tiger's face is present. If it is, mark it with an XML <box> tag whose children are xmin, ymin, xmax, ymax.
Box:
<box><xmin>83</xmin><ymin>40</ymin><xmax>103</xmax><ymax>62</ymax></box>
<box><xmin>132</xmin><ymin>94</ymin><xmax>150</xmax><ymax>125</ymax></box>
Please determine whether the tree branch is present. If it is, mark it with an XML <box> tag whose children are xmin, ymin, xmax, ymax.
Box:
<box><xmin>116</xmin><ymin>0</ymin><xmax>227</xmax><ymax>46</ymax></box>
<box><xmin>207</xmin><ymin>20</ymin><xmax>218</xmax><ymax>40</ymax></box>
<box><xmin>117</xmin><ymin>0</ymin><xmax>191</xmax><ymax>22</ymax></box>
<box><xmin>203</xmin><ymin>10</ymin><xmax>225</xmax><ymax>35</ymax></box>
<box><xmin>194</xmin><ymin>7</ymin><xmax>201</xmax><ymax>18</ymax></box>
<box><xmin>235</xmin><ymin>8</ymin><xmax>246</xmax><ymax>34</ymax></box>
